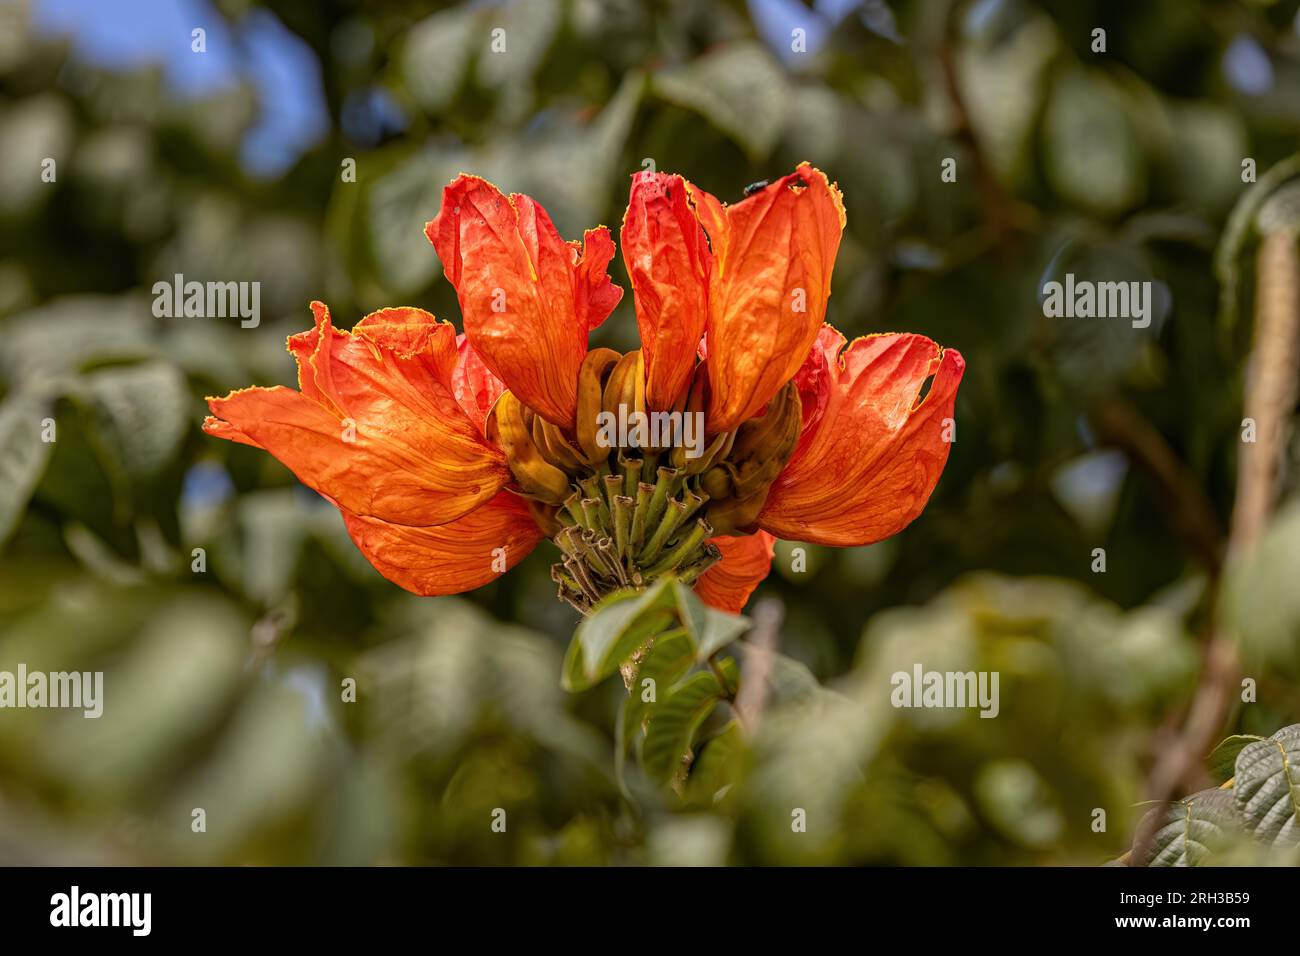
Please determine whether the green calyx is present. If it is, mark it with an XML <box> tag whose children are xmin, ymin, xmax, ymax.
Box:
<box><xmin>551</xmin><ymin>458</ymin><xmax>720</xmax><ymax>614</ymax></box>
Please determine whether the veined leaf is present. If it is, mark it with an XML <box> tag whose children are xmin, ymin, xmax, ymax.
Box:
<box><xmin>3</xmin><ymin>296</ymin><xmax>155</xmax><ymax>387</ymax></box>
<box><xmin>1205</xmin><ymin>734</ymin><xmax>1263</xmax><ymax>784</ymax></box>
<box><xmin>615</xmin><ymin>627</ymin><xmax>695</xmax><ymax>793</ymax></box>
<box><xmin>562</xmin><ymin>578</ymin><xmax>677</xmax><ymax>692</ymax></box>
<box><xmin>622</xmin><ymin>628</ymin><xmax>695</xmax><ymax>741</ymax></box>
<box><xmin>1131</xmin><ymin>723</ymin><xmax>1300</xmax><ymax>865</ymax></box>
<box><xmin>672</xmin><ymin>580</ymin><xmax>750</xmax><ymax>662</ymax></box>
<box><xmin>362</xmin><ymin>599</ymin><xmax>603</xmax><ymax>765</ymax></box>
<box><xmin>565</xmin><ymin>578</ymin><xmax>754</xmax><ymax>693</ymax></box>
<box><xmin>1233</xmin><ymin>724</ymin><xmax>1300</xmax><ymax>849</ymax></box>
<box><xmin>77</xmin><ymin>361</ymin><xmax>189</xmax><ymax>480</ymax></box>
<box><xmin>640</xmin><ymin>658</ymin><xmax>738</xmax><ymax>786</ymax></box>
<box><xmin>1134</xmin><ymin>788</ymin><xmax>1243</xmax><ymax>867</ymax></box>
<box><xmin>685</xmin><ymin>720</ymin><xmax>746</xmax><ymax>808</ymax></box>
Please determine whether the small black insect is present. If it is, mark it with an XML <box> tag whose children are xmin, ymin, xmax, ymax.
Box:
<box><xmin>742</xmin><ymin>179</ymin><xmax>769</xmax><ymax>198</ymax></box>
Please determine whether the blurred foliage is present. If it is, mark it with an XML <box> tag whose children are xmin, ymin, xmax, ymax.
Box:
<box><xmin>2</xmin><ymin>0</ymin><xmax>1300</xmax><ymax>865</ymax></box>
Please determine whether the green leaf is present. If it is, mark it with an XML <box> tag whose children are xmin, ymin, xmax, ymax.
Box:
<box><xmin>1162</xmin><ymin>102</ymin><xmax>1247</xmax><ymax>211</ymax></box>
<box><xmin>1040</xmin><ymin>239</ymin><xmax>1163</xmax><ymax>397</ymax></box>
<box><xmin>77</xmin><ymin>361</ymin><xmax>189</xmax><ymax>480</ymax></box>
<box><xmin>1232</xmin><ymin>724</ymin><xmax>1300</xmax><ymax>849</ymax></box>
<box><xmin>367</xmin><ymin>147</ymin><xmax>467</xmax><ymax>295</ymax></box>
<box><xmin>974</xmin><ymin>760</ymin><xmax>1065</xmax><ymax>849</ymax></box>
<box><xmin>0</xmin><ymin>94</ymin><xmax>73</xmax><ymax>216</ymax></box>
<box><xmin>236</xmin><ymin>491</ymin><xmax>310</xmax><ymax>607</ymax></box>
<box><xmin>1043</xmin><ymin>69</ymin><xmax>1145</xmax><ymax>216</ymax></box>
<box><xmin>576</xmin><ymin>586</ymin><xmax>667</xmax><ymax>689</ymax></box>
<box><xmin>476</xmin><ymin>0</ymin><xmax>561</xmax><ymax>92</ymax></box>
<box><xmin>615</xmin><ymin>628</ymin><xmax>695</xmax><ymax>794</ymax></box>
<box><xmin>561</xmin><ymin>624</ymin><xmax>591</xmax><ymax>694</ymax></box>
<box><xmin>694</xmin><ymin>608</ymin><xmax>749</xmax><ymax>662</ymax></box>
<box><xmin>477</xmin><ymin>72</ymin><xmax>642</xmax><ymax>236</ymax></box>
<box><xmin>562</xmin><ymin>578</ymin><xmax>677</xmax><ymax>692</ymax></box>
<box><xmin>652</xmin><ymin>42</ymin><xmax>789</xmax><ymax>160</ymax></box>
<box><xmin>685</xmin><ymin>720</ymin><xmax>746</xmax><ymax>808</ymax></box>
<box><xmin>402</xmin><ymin>7</ymin><xmax>480</xmax><ymax>113</ymax></box>
<box><xmin>956</xmin><ymin>14</ymin><xmax>1058</xmax><ymax>182</ymax></box>
<box><xmin>672</xmin><ymin>580</ymin><xmax>750</xmax><ymax>662</ymax></box>
<box><xmin>2</xmin><ymin>296</ymin><xmax>155</xmax><ymax>388</ymax></box>
<box><xmin>752</xmin><ymin>648</ymin><xmax>833</xmax><ymax>708</ymax></box>
<box><xmin>1215</xmin><ymin>153</ymin><xmax>1300</xmax><ymax>335</ymax></box>
<box><xmin>161</xmin><ymin>681</ymin><xmax>330</xmax><ymax>860</ymax></box>
<box><xmin>640</xmin><ymin>658</ymin><xmax>738</xmax><ymax>785</ymax></box>
<box><xmin>362</xmin><ymin>599</ymin><xmax>603</xmax><ymax>765</ymax></box>
<box><xmin>565</xmin><ymin>579</ymin><xmax>752</xmax><ymax>693</ymax></box>
<box><xmin>1223</xmin><ymin>500</ymin><xmax>1300</xmax><ymax>676</ymax></box>
<box><xmin>1134</xmin><ymin>788</ymin><xmax>1243</xmax><ymax>867</ymax></box>
<box><xmin>622</xmin><ymin>629</ymin><xmax>695</xmax><ymax>739</ymax></box>
<box><xmin>41</xmin><ymin>595</ymin><xmax>248</xmax><ymax>798</ymax></box>
<box><xmin>0</xmin><ymin>393</ymin><xmax>54</xmax><ymax>545</ymax></box>
<box><xmin>1205</xmin><ymin>734</ymin><xmax>1263</xmax><ymax>784</ymax></box>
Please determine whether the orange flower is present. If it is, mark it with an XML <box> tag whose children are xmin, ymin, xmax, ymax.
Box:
<box><xmin>204</xmin><ymin>164</ymin><xmax>964</xmax><ymax>615</ymax></box>
<box><xmin>426</xmin><ymin>174</ymin><xmax>621</xmax><ymax>426</ymax></box>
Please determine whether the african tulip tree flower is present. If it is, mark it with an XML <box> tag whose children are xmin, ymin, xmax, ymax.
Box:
<box><xmin>203</xmin><ymin>163</ymin><xmax>964</xmax><ymax>615</ymax></box>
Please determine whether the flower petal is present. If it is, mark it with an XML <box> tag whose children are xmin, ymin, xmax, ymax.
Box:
<box><xmin>341</xmin><ymin>491</ymin><xmax>542</xmax><ymax>596</ymax></box>
<box><xmin>286</xmin><ymin>300</ymin><xmax>336</xmax><ymax>411</ymax></box>
<box><xmin>759</xmin><ymin>330</ymin><xmax>964</xmax><ymax>546</ymax></box>
<box><xmin>620</xmin><ymin>171</ymin><xmax>710</xmax><ymax>410</ymax></box>
<box><xmin>426</xmin><ymin>174</ymin><xmax>622</xmax><ymax>426</ymax></box>
<box><xmin>573</xmin><ymin>225</ymin><xmax>622</xmax><ymax>332</ymax></box>
<box><xmin>453</xmin><ymin>333</ymin><xmax>506</xmax><ymax>434</ymax></box>
<box><xmin>205</xmin><ymin>302</ymin><xmax>507</xmax><ymax>528</ymax></box>
<box><xmin>352</xmin><ymin>304</ymin><xmax>443</xmax><ymax>354</ymax></box>
<box><xmin>788</xmin><ymin>322</ymin><xmax>843</xmax><ymax>447</ymax></box>
<box><xmin>693</xmin><ymin>531</ymin><xmax>776</xmax><ymax>613</ymax></box>
<box><xmin>688</xmin><ymin>163</ymin><xmax>845</xmax><ymax>433</ymax></box>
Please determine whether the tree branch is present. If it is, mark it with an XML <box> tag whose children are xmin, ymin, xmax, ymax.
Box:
<box><xmin>1132</xmin><ymin>221</ymin><xmax>1300</xmax><ymax>861</ymax></box>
